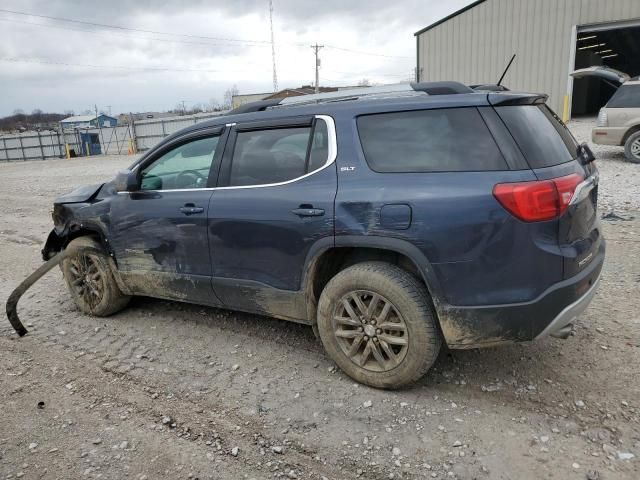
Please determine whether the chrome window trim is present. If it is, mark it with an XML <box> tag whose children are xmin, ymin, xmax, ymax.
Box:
<box><xmin>120</xmin><ymin>115</ymin><xmax>337</xmax><ymax>194</ymax></box>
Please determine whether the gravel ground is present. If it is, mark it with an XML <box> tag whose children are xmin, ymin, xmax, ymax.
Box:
<box><xmin>569</xmin><ymin>117</ymin><xmax>640</xmax><ymax>213</ymax></box>
<box><xmin>0</xmin><ymin>120</ymin><xmax>639</xmax><ymax>480</ymax></box>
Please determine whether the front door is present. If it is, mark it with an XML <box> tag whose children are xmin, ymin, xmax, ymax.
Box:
<box><xmin>110</xmin><ymin>128</ymin><xmax>225</xmax><ymax>305</ymax></box>
<box><xmin>207</xmin><ymin>115</ymin><xmax>337</xmax><ymax>321</ymax></box>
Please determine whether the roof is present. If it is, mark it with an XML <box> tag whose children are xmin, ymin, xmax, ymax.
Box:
<box><xmin>60</xmin><ymin>114</ymin><xmax>115</xmax><ymax>123</ymax></box>
<box><xmin>414</xmin><ymin>0</ymin><xmax>486</xmax><ymax>36</ymax></box>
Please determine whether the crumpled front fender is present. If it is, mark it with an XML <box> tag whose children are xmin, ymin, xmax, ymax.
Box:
<box><xmin>54</xmin><ymin>183</ymin><xmax>104</xmax><ymax>204</ymax></box>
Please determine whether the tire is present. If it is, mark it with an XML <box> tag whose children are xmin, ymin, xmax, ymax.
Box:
<box><xmin>624</xmin><ymin>131</ymin><xmax>640</xmax><ymax>164</ymax></box>
<box><xmin>61</xmin><ymin>236</ymin><xmax>131</xmax><ymax>316</ymax></box>
<box><xmin>316</xmin><ymin>261</ymin><xmax>442</xmax><ymax>389</ymax></box>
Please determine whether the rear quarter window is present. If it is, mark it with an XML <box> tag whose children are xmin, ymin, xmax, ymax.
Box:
<box><xmin>607</xmin><ymin>85</ymin><xmax>640</xmax><ymax>108</ymax></box>
<box><xmin>496</xmin><ymin>105</ymin><xmax>577</xmax><ymax>168</ymax></box>
<box><xmin>356</xmin><ymin>107</ymin><xmax>508</xmax><ymax>173</ymax></box>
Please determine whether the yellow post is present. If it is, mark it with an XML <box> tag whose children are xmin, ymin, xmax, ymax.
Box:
<box><xmin>562</xmin><ymin>95</ymin><xmax>570</xmax><ymax>123</ymax></box>
<box><xmin>65</xmin><ymin>143</ymin><xmax>71</xmax><ymax>159</ymax></box>
<box><xmin>128</xmin><ymin>138</ymin><xmax>135</xmax><ymax>155</ymax></box>
<box><xmin>86</xmin><ymin>142</ymin><xmax>91</xmax><ymax>157</ymax></box>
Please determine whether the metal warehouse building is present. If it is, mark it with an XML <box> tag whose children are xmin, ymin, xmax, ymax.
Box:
<box><xmin>415</xmin><ymin>0</ymin><xmax>640</xmax><ymax>120</ymax></box>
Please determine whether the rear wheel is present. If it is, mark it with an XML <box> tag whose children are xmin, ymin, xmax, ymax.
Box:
<box><xmin>316</xmin><ymin>262</ymin><xmax>442</xmax><ymax>389</ymax></box>
<box><xmin>61</xmin><ymin>237</ymin><xmax>130</xmax><ymax>316</ymax></box>
<box><xmin>624</xmin><ymin>131</ymin><xmax>640</xmax><ymax>163</ymax></box>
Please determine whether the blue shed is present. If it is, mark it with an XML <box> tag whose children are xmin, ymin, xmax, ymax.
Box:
<box><xmin>60</xmin><ymin>114</ymin><xmax>118</xmax><ymax>129</ymax></box>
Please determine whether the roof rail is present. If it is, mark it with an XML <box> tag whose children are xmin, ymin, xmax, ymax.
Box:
<box><xmin>228</xmin><ymin>98</ymin><xmax>282</xmax><ymax>114</ymax></box>
<box><xmin>226</xmin><ymin>81</ymin><xmax>477</xmax><ymax>115</ymax></box>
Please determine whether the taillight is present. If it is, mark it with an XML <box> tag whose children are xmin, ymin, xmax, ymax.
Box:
<box><xmin>493</xmin><ymin>173</ymin><xmax>583</xmax><ymax>222</ymax></box>
<box><xmin>596</xmin><ymin>108</ymin><xmax>608</xmax><ymax>127</ymax></box>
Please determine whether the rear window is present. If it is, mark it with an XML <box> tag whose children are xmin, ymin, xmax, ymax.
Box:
<box><xmin>356</xmin><ymin>107</ymin><xmax>508</xmax><ymax>172</ymax></box>
<box><xmin>496</xmin><ymin>105</ymin><xmax>577</xmax><ymax>168</ymax></box>
<box><xmin>607</xmin><ymin>85</ymin><xmax>640</xmax><ymax>108</ymax></box>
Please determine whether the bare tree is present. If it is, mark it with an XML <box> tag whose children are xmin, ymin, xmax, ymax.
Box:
<box><xmin>357</xmin><ymin>78</ymin><xmax>371</xmax><ymax>87</ymax></box>
<box><xmin>207</xmin><ymin>98</ymin><xmax>222</xmax><ymax>112</ymax></box>
<box><xmin>223</xmin><ymin>85</ymin><xmax>239</xmax><ymax>109</ymax></box>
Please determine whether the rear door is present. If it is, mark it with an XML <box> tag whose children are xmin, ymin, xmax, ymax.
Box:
<box><xmin>494</xmin><ymin>102</ymin><xmax>602</xmax><ymax>278</ymax></box>
<box><xmin>207</xmin><ymin>115</ymin><xmax>337</xmax><ymax>320</ymax></box>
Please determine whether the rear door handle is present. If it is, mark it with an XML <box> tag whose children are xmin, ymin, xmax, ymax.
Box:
<box><xmin>180</xmin><ymin>205</ymin><xmax>204</xmax><ymax>215</ymax></box>
<box><xmin>291</xmin><ymin>207</ymin><xmax>325</xmax><ymax>217</ymax></box>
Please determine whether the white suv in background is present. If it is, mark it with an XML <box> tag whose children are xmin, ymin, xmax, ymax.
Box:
<box><xmin>572</xmin><ymin>66</ymin><xmax>640</xmax><ymax>163</ymax></box>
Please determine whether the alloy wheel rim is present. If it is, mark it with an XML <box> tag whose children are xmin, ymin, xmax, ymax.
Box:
<box><xmin>332</xmin><ymin>290</ymin><xmax>408</xmax><ymax>372</ymax></box>
<box><xmin>631</xmin><ymin>138</ymin><xmax>640</xmax><ymax>158</ymax></box>
<box><xmin>67</xmin><ymin>254</ymin><xmax>104</xmax><ymax>310</ymax></box>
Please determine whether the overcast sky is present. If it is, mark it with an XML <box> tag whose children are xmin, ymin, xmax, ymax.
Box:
<box><xmin>0</xmin><ymin>0</ymin><xmax>472</xmax><ymax>117</ymax></box>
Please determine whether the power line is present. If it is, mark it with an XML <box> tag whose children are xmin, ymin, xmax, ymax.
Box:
<box><xmin>0</xmin><ymin>8</ymin><xmax>412</xmax><ymax>60</ymax></box>
<box><xmin>324</xmin><ymin>45</ymin><xmax>412</xmax><ymax>59</ymax></box>
<box><xmin>0</xmin><ymin>17</ymin><xmax>270</xmax><ymax>49</ymax></box>
<box><xmin>0</xmin><ymin>57</ymin><xmax>240</xmax><ymax>74</ymax></box>
<box><xmin>0</xmin><ymin>8</ymin><xmax>271</xmax><ymax>45</ymax></box>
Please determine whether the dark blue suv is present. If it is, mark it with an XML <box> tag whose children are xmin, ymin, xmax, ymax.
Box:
<box><xmin>43</xmin><ymin>82</ymin><xmax>604</xmax><ymax>388</ymax></box>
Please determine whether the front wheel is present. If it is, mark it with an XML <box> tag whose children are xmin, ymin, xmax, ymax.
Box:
<box><xmin>61</xmin><ymin>236</ymin><xmax>131</xmax><ymax>316</ymax></box>
<box><xmin>624</xmin><ymin>131</ymin><xmax>640</xmax><ymax>164</ymax></box>
<box><xmin>316</xmin><ymin>262</ymin><xmax>442</xmax><ymax>389</ymax></box>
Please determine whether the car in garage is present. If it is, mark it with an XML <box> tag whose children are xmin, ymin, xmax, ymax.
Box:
<box><xmin>572</xmin><ymin>66</ymin><xmax>640</xmax><ymax>163</ymax></box>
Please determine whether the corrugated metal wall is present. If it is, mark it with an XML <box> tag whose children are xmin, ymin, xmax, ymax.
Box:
<box><xmin>416</xmin><ymin>0</ymin><xmax>640</xmax><ymax>116</ymax></box>
<box><xmin>133</xmin><ymin>111</ymin><xmax>227</xmax><ymax>150</ymax></box>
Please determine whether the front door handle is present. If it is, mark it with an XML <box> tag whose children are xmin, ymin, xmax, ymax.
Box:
<box><xmin>180</xmin><ymin>204</ymin><xmax>204</xmax><ymax>215</ymax></box>
<box><xmin>291</xmin><ymin>207</ymin><xmax>325</xmax><ymax>217</ymax></box>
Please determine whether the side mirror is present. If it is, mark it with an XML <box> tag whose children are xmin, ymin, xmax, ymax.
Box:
<box><xmin>577</xmin><ymin>142</ymin><xmax>596</xmax><ymax>165</ymax></box>
<box><xmin>113</xmin><ymin>169</ymin><xmax>138</xmax><ymax>192</ymax></box>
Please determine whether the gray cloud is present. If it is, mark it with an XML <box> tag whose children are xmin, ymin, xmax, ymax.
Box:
<box><xmin>0</xmin><ymin>0</ymin><xmax>473</xmax><ymax>116</ymax></box>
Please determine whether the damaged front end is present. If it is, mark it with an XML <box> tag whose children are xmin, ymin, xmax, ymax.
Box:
<box><xmin>8</xmin><ymin>182</ymin><xmax>114</xmax><ymax>336</ymax></box>
<box><xmin>42</xmin><ymin>182</ymin><xmax>110</xmax><ymax>260</ymax></box>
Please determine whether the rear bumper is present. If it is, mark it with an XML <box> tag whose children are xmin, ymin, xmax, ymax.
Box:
<box><xmin>534</xmin><ymin>273</ymin><xmax>600</xmax><ymax>339</ymax></box>
<box><xmin>592</xmin><ymin>127</ymin><xmax>625</xmax><ymax>146</ymax></box>
<box><xmin>438</xmin><ymin>241</ymin><xmax>605</xmax><ymax>349</ymax></box>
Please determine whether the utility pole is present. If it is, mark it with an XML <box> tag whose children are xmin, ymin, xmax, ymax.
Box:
<box><xmin>269</xmin><ymin>0</ymin><xmax>278</xmax><ymax>92</ymax></box>
<box><xmin>311</xmin><ymin>43</ymin><xmax>324</xmax><ymax>94</ymax></box>
<box><xmin>181</xmin><ymin>100</ymin><xmax>186</xmax><ymax>115</ymax></box>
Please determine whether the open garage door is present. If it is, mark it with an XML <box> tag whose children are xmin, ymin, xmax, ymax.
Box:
<box><xmin>571</xmin><ymin>20</ymin><xmax>640</xmax><ymax>117</ymax></box>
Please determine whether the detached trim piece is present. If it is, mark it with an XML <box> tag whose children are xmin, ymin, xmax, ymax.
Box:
<box><xmin>5</xmin><ymin>246</ymin><xmax>103</xmax><ymax>336</ymax></box>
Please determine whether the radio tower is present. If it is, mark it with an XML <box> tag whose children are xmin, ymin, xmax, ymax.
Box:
<box><xmin>269</xmin><ymin>0</ymin><xmax>278</xmax><ymax>92</ymax></box>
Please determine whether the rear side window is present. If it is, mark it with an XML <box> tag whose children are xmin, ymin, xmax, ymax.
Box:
<box><xmin>497</xmin><ymin>105</ymin><xmax>577</xmax><ymax>168</ymax></box>
<box><xmin>607</xmin><ymin>85</ymin><xmax>640</xmax><ymax>108</ymax></box>
<box><xmin>357</xmin><ymin>107</ymin><xmax>507</xmax><ymax>172</ymax></box>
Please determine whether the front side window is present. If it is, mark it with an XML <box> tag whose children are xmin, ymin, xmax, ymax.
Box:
<box><xmin>140</xmin><ymin>135</ymin><xmax>219</xmax><ymax>190</ymax></box>
<box><xmin>228</xmin><ymin>120</ymin><xmax>329</xmax><ymax>187</ymax></box>
<box><xmin>357</xmin><ymin>107</ymin><xmax>507</xmax><ymax>173</ymax></box>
